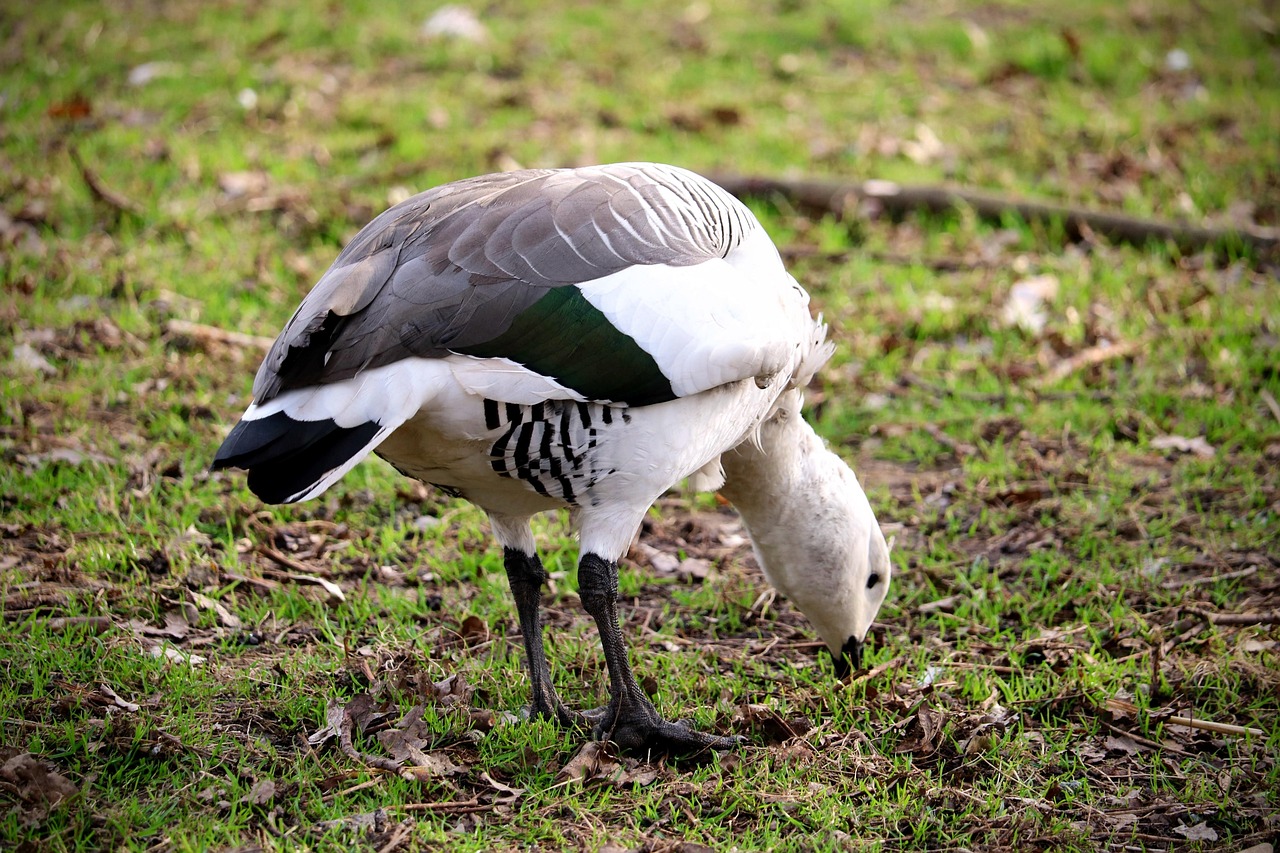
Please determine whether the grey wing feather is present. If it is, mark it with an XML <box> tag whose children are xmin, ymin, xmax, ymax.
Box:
<box><xmin>251</xmin><ymin>164</ymin><xmax>756</xmax><ymax>402</ymax></box>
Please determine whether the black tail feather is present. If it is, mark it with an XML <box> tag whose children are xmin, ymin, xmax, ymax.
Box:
<box><xmin>212</xmin><ymin>410</ymin><xmax>381</xmax><ymax>504</ymax></box>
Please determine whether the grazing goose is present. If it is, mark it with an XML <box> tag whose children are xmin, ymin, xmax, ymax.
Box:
<box><xmin>212</xmin><ymin>162</ymin><xmax>891</xmax><ymax>753</ymax></box>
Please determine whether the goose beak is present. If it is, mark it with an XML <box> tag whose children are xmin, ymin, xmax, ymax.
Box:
<box><xmin>832</xmin><ymin>636</ymin><xmax>864</xmax><ymax>679</ymax></box>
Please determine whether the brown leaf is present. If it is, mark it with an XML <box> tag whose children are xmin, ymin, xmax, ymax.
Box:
<box><xmin>47</xmin><ymin>95</ymin><xmax>92</xmax><ymax>120</ymax></box>
<box><xmin>777</xmin><ymin>742</ymin><xmax>815</xmax><ymax>765</ymax></box>
<box><xmin>346</xmin><ymin>694</ymin><xmax>395</xmax><ymax>734</ymax></box>
<box><xmin>190</xmin><ymin>591</ymin><xmax>242</xmax><ymax>629</ymax></box>
<box><xmin>457</xmin><ymin>614</ymin><xmax>489</xmax><ymax>645</ymax></box>
<box><xmin>243</xmin><ymin>779</ymin><xmax>276</xmax><ymax>806</ymax></box>
<box><xmin>11</xmin><ymin>342</ymin><xmax>56</xmax><ymax>375</ymax></box>
<box><xmin>553</xmin><ymin>741</ymin><xmax>659</xmax><ymax>788</ymax></box>
<box><xmin>396</xmin><ymin>750</ymin><xmax>465</xmax><ymax>780</ymax></box>
<box><xmin>676</xmin><ymin>557</ymin><xmax>712</xmax><ymax>582</ymax></box>
<box><xmin>0</xmin><ymin>753</ymin><xmax>78</xmax><ymax>809</ymax></box>
<box><xmin>479</xmin><ymin>770</ymin><xmax>524</xmax><ymax>803</ymax></box>
<box><xmin>895</xmin><ymin>706</ymin><xmax>946</xmax><ymax>755</ymax></box>
<box><xmin>635</xmin><ymin>542</ymin><xmax>679</xmax><ymax>574</ymax></box>
<box><xmin>1104</xmin><ymin>733</ymin><xmax>1142</xmax><ymax>755</ymax></box>
<box><xmin>675</xmin><ymin>844</ymin><xmax>715</xmax><ymax>853</ymax></box>
<box><xmin>1001</xmin><ymin>275</ymin><xmax>1059</xmax><ymax>335</ymax></box>
<box><xmin>736</xmin><ymin>703</ymin><xmax>813</xmax><ymax>744</ymax></box>
<box><xmin>428</xmin><ymin>673</ymin><xmax>474</xmax><ymax>707</ymax></box>
<box><xmin>129</xmin><ymin>610</ymin><xmax>190</xmax><ymax>640</ymax></box>
<box><xmin>556</xmin><ymin>741</ymin><xmax>618</xmax><ymax>785</ymax></box>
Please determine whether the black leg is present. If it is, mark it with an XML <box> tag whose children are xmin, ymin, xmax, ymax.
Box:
<box><xmin>577</xmin><ymin>553</ymin><xmax>744</xmax><ymax>754</ymax></box>
<box><xmin>502</xmin><ymin>547</ymin><xmax>577</xmax><ymax>727</ymax></box>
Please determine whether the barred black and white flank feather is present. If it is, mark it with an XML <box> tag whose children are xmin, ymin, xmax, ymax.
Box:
<box><xmin>213</xmin><ymin>163</ymin><xmax>891</xmax><ymax>753</ymax></box>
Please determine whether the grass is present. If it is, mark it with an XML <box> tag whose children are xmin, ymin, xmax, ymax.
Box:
<box><xmin>2</xmin><ymin>0</ymin><xmax>1278</xmax><ymax>850</ymax></box>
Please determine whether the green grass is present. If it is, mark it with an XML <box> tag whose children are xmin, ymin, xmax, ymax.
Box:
<box><xmin>3</xmin><ymin>0</ymin><xmax>1279</xmax><ymax>850</ymax></box>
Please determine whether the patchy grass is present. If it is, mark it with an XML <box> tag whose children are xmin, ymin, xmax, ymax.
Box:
<box><xmin>2</xmin><ymin>0</ymin><xmax>1278</xmax><ymax>850</ymax></box>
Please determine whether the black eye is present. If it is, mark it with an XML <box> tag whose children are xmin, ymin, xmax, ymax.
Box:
<box><xmin>867</xmin><ymin>572</ymin><xmax>881</xmax><ymax>589</ymax></box>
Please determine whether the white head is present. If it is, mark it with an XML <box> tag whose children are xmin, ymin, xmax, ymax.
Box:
<box><xmin>720</xmin><ymin>393</ymin><xmax>892</xmax><ymax>676</ymax></box>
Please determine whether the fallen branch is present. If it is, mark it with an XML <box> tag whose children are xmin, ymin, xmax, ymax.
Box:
<box><xmin>256</xmin><ymin>546</ymin><xmax>346</xmax><ymax>603</ymax></box>
<box><xmin>393</xmin><ymin>799</ymin><xmax>487</xmax><ymax>814</ymax></box>
<box><xmin>164</xmin><ymin>319</ymin><xmax>274</xmax><ymax>353</ymax></box>
<box><xmin>1194</xmin><ymin>609</ymin><xmax>1280</xmax><ymax>627</ymax></box>
<box><xmin>780</xmin><ymin>245</ymin><xmax>988</xmax><ymax>272</ymax></box>
<box><xmin>707</xmin><ymin>172</ymin><xmax>1278</xmax><ymax>257</ymax></box>
<box><xmin>1038</xmin><ymin>339</ymin><xmax>1145</xmax><ymax>387</ymax></box>
<box><xmin>1165</xmin><ymin>714</ymin><xmax>1266</xmax><ymax>738</ymax></box>
<box><xmin>1161</xmin><ymin>565</ymin><xmax>1258</xmax><ymax>590</ymax></box>
<box><xmin>68</xmin><ymin>144</ymin><xmax>146</xmax><ymax>219</ymax></box>
<box><xmin>220</xmin><ymin>570</ymin><xmax>281</xmax><ymax>592</ymax></box>
<box><xmin>19</xmin><ymin>615</ymin><xmax>113</xmax><ymax>635</ymax></box>
<box><xmin>923</xmin><ymin>423</ymin><xmax>977</xmax><ymax>457</ymax></box>
<box><xmin>1105</xmin><ymin>697</ymin><xmax>1264</xmax><ymax>739</ymax></box>
<box><xmin>1261</xmin><ymin>389</ymin><xmax>1280</xmax><ymax>426</ymax></box>
<box><xmin>839</xmin><ymin>654</ymin><xmax>905</xmax><ymax>688</ymax></box>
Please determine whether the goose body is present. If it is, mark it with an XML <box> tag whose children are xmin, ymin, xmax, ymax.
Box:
<box><xmin>214</xmin><ymin>163</ymin><xmax>891</xmax><ymax>752</ymax></box>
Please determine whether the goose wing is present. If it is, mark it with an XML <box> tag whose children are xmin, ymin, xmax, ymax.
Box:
<box><xmin>252</xmin><ymin>163</ymin><xmax>811</xmax><ymax>409</ymax></box>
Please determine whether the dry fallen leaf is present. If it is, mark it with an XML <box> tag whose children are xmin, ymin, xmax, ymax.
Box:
<box><xmin>190</xmin><ymin>591</ymin><xmax>243</xmax><ymax>629</ymax></box>
<box><xmin>1173</xmin><ymin>822</ymin><xmax>1219</xmax><ymax>842</ymax></box>
<box><xmin>129</xmin><ymin>610</ymin><xmax>190</xmax><ymax>640</ymax></box>
<box><xmin>243</xmin><ymin>779</ymin><xmax>276</xmax><ymax>806</ymax></box>
<box><xmin>895</xmin><ymin>706</ymin><xmax>946</xmax><ymax>755</ymax></box>
<box><xmin>0</xmin><ymin>753</ymin><xmax>78</xmax><ymax>811</ymax></box>
<box><xmin>97</xmin><ymin>683</ymin><xmax>141</xmax><ymax>713</ymax></box>
<box><xmin>457</xmin><ymin>614</ymin><xmax>489</xmax><ymax>645</ymax></box>
<box><xmin>479</xmin><ymin>770</ymin><xmax>525</xmax><ymax>803</ymax></box>
<box><xmin>556</xmin><ymin>741</ymin><xmax>616</xmax><ymax>785</ymax></box>
<box><xmin>736</xmin><ymin>703</ymin><xmax>813</xmax><ymax>744</ymax></box>
<box><xmin>1001</xmin><ymin>274</ymin><xmax>1059</xmax><ymax>335</ymax></box>
<box><xmin>553</xmin><ymin>741</ymin><xmax>658</xmax><ymax>788</ymax></box>
<box><xmin>1151</xmin><ymin>434</ymin><xmax>1216</xmax><ymax>458</ymax></box>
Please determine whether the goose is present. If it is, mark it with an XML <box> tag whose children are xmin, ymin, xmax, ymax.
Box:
<box><xmin>212</xmin><ymin>162</ymin><xmax>891</xmax><ymax>753</ymax></box>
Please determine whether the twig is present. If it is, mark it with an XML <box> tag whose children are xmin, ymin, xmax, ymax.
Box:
<box><xmin>325</xmin><ymin>777</ymin><xmax>386</xmax><ymax>802</ymax></box>
<box><xmin>916</xmin><ymin>595</ymin><xmax>959</xmax><ymax>614</ymax></box>
<box><xmin>1099</xmin><ymin>719</ymin><xmax>1188</xmax><ymax>755</ymax></box>
<box><xmin>1194</xmin><ymin>609</ymin><xmax>1280</xmax><ymax>627</ymax></box>
<box><xmin>376</xmin><ymin>822</ymin><xmax>413</xmax><ymax>853</ymax></box>
<box><xmin>256</xmin><ymin>544</ymin><xmax>317</xmax><ymax>574</ymax></box>
<box><xmin>899</xmin><ymin>372</ymin><xmax>1009</xmax><ymax>404</ymax></box>
<box><xmin>780</xmin><ymin>245</ymin><xmax>988</xmax><ymax>272</ymax></box>
<box><xmin>1106</xmin><ymin>696</ymin><xmax>1264</xmax><ymax>740</ymax></box>
<box><xmin>68</xmin><ymin>144</ymin><xmax>146</xmax><ymax>218</ymax></box>
<box><xmin>1160</xmin><ymin>565</ymin><xmax>1257</xmax><ymax>590</ymax></box>
<box><xmin>220</xmin><ymin>570</ymin><xmax>281</xmax><ymax>592</ymax></box>
<box><xmin>1261</xmin><ymin>389</ymin><xmax>1280</xmax><ymax>426</ymax></box>
<box><xmin>923</xmin><ymin>423</ymin><xmax>977</xmax><ymax>456</ymax></box>
<box><xmin>337</xmin><ymin>706</ymin><xmax>402</xmax><ymax>773</ymax></box>
<box><xmin>1164</xmin><ymin>714</ymin><xmax>1265</xmax><ymax>738</ymax></box>
<box><xmin>840</xmin><ymin>655</ymin><xmax>905</xmax><ymax>687</ymax></box>
<box><xmin>393</xmin><ymin>799</ymin><xmax>487</xmax><ymax>814</ymax></box>
<box><xmin>707</xmin><ymin>172</ymin><xmax>1279</xmax><ymax>256</ymax></box>
<box><xmin>1038</xmin><ymin>339</ymin><xmax>1145</xmax><ymax>386</ymax></box>
<box><xmin>256</xmin><ymin>547</ymin><xmax>347</xmax><ymax>602</ymax></box>
<box><xmin>19</xmin><ymin>615</ymin><xmax>112</xmax><ymax>634</ymax></box>
<box><xmin>164</xmin><ymin>319</ymin><xmax>274</xmax><ymax>353</ymax></box>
